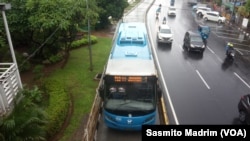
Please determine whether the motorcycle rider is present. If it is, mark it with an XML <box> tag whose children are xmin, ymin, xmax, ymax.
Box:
<box><xmin>156</xmin><ymin>12</ymin><xmax>159</xmax><ymax>20</ymax></box>
<box><xmin>156</xmin><ymin>4</ymin><xmax>161</xmax><ymax>20</ymax></box>
<box><xmin>226</xmin><ymin>42</ymin><xmax>234</xmax><ymax>55</ymax></box>
<box><xmin>157</xmin><ymin>4</ymin><xmax>161</xmax><ymax>13</ymax></box>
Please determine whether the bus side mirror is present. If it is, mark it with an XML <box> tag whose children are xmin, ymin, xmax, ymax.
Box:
<box><xmin>98</xmin><ymin>86</ymin><xmax>104</xmax><ymax>99</ymax></box>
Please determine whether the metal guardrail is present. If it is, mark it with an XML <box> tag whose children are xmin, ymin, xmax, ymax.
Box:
<box><xmin>0</xmin><ymin>63</ymin><xmax>21</xmax><ymax>116</ymax></box>
<box><xmin>82</xmin><ymin>91</ymin><xmax>102</xmax><ymax>141</ymax></box>
<box><xmin>82</xmin><ymin>69</ymin><xmax>104</xmax><ymax>141</ymax></box>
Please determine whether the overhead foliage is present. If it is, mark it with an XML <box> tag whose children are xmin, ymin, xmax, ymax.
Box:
<box><xmin>245</xmin><ymin>0</ymin><xmax>250</xmax><ymax>15</ymax></box>
<box><xmin>0</xmin><ymin>0</ymin><xmax>126</xmax><ymax>63</ymax></box>
<box><xmin>238</xmin><ymin>6</ymin><xmax>249</xmax><ymax>18</ymax></box>
<box><xmin>96</xmin><ymin>0</ymin><xmax>129</xmax><ymax>29</ymax></box>
<box><xmin>0</xmin><ymin>0</ymin><xmax>99</xmax><ymax>63</ymax></box>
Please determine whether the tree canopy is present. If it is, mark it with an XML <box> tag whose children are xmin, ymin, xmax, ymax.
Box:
<box><xmin>0</xmin><ymin>0</ymin><xmax>128</xmax><ymax>67</ymax></box>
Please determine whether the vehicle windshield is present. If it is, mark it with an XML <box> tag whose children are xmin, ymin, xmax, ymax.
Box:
<box><xmin>191</xmin><ymin>35</ymin><xmax>203</xmax><ymax>42</ymax></box>
<box><xmin>169</xmin><ymin>7</ymin><xmax>176</xmax><ymax>11</ymax></box>
<box><xmin>160</xmin><ymin>28</ymin><xmax>171</xmax><ymax>34</ymax></box>
<box><xmin>104</xmin><ymin>83</ymin><xmax>156</xmax><ymax>116</ymax></box>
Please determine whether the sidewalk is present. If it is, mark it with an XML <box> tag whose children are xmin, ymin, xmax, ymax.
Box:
<box><xmin>209</xmin><ymin>2</ymin><xmax>250</xmax><ymax>40</ymax></box>
<box><xmin>225</xmin><ymin>20</ymin><xmax>250</xmax><ymax>40</ymax></box>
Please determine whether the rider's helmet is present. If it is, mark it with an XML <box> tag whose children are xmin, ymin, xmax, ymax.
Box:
<box><xmin>227</xmin><ymin>42</ymin><xmax>233</xmax><ymax>47</ymax></box>
<box><xmin>159</xmin><ymin>4</ymin><xmax>162</xmax><ymax>7</ymax></box>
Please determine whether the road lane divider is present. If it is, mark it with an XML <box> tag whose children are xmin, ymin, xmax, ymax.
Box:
<box><xmin>234</xmin><ymin>72</ymin><xmax>250</xmax><ymax>89</ymax></box>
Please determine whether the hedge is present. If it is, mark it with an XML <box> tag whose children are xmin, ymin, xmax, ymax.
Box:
<box><xmin>44</xmin><ymin>79</ymin><xmax>69</xmax><ymax>138</ymax></box>
<box><xmin>71</xmin><ymin>35</ymin><xmax>98</xmax><ymax>49</ymax></box>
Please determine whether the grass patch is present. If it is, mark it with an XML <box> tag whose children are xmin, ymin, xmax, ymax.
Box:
<box><xmin>46</xmin><ymin>37</ymin><xmax>112</xmax><ymax>140</ymax></box>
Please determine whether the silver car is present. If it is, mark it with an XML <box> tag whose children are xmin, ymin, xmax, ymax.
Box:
<box><xmin>157</xmin><ymin>24</ymin><xmax>173</xmax><ymax>45</ymax></box>
<box><xmin>168</xmin><ymin>6</ymin><xmax>176</xmax><ymax>16</ymax></box>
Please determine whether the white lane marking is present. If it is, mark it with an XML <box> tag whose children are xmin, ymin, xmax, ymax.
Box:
<box><xmin>207</xmin><ymin>46</ymin><xmax>223</xmax><ymax>63</ymax></box>
<box><xmin>235</xmin><ymin>48</ymin><xmax>243</xmax><ymax>55</ymax></box>
<box><xmin>234</xmin><ymin>72</ymin><xmax>250</xmax><ymax>89</ymax></box>
<box><xmin>207</xmin><ymin>46</ymin><xmax>215</xmax><ymax>54</ymax></box>
<box><xmin>148</xmin><ymin>17</ymin><xmax>179</xmax><ymax>125</ymax></box>
<box><xmin>196</xmin><ymin>70</ymin><xmax>210</xmax><ymax>89</ymax></box>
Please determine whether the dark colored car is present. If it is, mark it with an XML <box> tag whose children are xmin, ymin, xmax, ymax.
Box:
<box><xmin>238</xmin><ymin>94</ymin><xmax>250</xmax><ymax>124</ymax></box>
<box><xmin>187</xmin><ymin>0</ymin><xmax>197</xmax><ymax>6</ymax></box>
<box><xmin>170</xmin><ymin>0</ymin><xmax>175</xmax><ymax>6</ymax></box>
<box><xmin>183</xmin><ymin>31</ymin><xmax>205</xmax><ymax>54</ymax></box>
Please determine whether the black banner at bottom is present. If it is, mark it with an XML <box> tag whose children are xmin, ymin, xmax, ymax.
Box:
<box><xmin>142</xmin><ymin>125</ymin><xmax>250</xmax><ymax>141</ymax></box>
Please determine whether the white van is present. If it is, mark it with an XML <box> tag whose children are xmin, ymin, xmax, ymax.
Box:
<box><xmin>187</xmin><ymin>0</ymin><xmax>198</xmax><ymax>6</ymax></box>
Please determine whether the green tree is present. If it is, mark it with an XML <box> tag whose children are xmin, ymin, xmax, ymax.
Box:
<box><xmin>0</xmin><ymin>37</ymin><xmax>10</xmax><ymax>62</ymax></box>
<box><xmin>96</xmin><ymin>0</ymin><xmax>129</xmax><ymax>29</ymax></box>
<box><xmin>245</xmin><ymin>0</ymin><xmax>250</xmax><ymax>15</ymax></box>
<box><xmin>214</xmin><ymin>0</ymin><xmax>222</xmax><ymax>6</ymax></box>
<box><xmin>238</xmin><ymin>6</ymin><xmax>249</xmax><ymax>18</ymax></box>
<box><xmin>1</xmin><ymin>0</ymin><xmax>99</xmax><ymax>64</ymax></box>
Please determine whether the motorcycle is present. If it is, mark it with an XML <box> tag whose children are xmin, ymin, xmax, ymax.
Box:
<box><xmin>156</xmin><ymin>12</ymin><xmax>159</xmax><ymax>20</ymax></box>
<box><xmin>162</xmin><ymin>17</ymin><xmax>167</xmax><ymax>24</ymax></box>
<box><xmin>156</xmin><ymin>5</ymin><xmax>161</xmax><ymax>20</ymax></box>
<box><xmin>226</xmin><ymin>47</ymin><xmax>235</xmax><ymax>61</ymax></box>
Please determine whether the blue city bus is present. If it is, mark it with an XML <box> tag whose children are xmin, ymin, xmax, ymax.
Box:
<box><xmin>98</xmin><ymin>22</ymin><xmax>162</xmax><ymax>131</ymax></box>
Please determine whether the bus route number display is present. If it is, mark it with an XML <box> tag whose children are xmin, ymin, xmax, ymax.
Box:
<box><xmin>114</xmin><ymin>76</ymin><xmax>147</xmax><ymax>83</ymax></box>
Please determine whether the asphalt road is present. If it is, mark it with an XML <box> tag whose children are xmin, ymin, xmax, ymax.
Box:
<box><xmin>147</xmin><ymin>0</ymin><xmax>250</xmax><ymax>124</ymax></box>
<box><xmin>96</xmin><ymin>0</ymin><xmax>250</xmax><ymax>140</ymax></box>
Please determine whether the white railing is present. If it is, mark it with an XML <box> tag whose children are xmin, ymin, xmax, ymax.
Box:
<box><xmin>0</xmin><ymin>63</ymin><xmax>22</xmax><ymax>116</ymax></box>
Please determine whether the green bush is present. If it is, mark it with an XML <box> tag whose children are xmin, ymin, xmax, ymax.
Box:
<box><xmin>71</xmin><ymin>35</ymin><xmax>98</xmax><ymax>49</ymax></box>
<box><xmin>32</xmin><ymin>64</ymin><xmax>44</xmax><ymax>81</ymax></box>
<box><xmin>44</xmin><ymin>79</ymin><xmax>69</xmax><ymax>138</ymax></box>
<box><xmin>22</xmin><ymin>85</ymin><xmax>43</xmax><ymax>104</ymax></box>
<box><xmin>49</xmin><ymin>52</ymin><xmax>64</xmax><ymax>63</ymax></box>
<box><xmin>42</xmin><ymin>52</ymin><xmax>64</xmax><ymax>65</ymax></box>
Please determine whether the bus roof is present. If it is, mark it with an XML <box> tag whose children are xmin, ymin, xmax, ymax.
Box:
<box><xmin>105</xmin><ymin>59</ymin><xmax>156</xmax><ymax>76</ymax></box>
<box><xmin>110</xmin><ymin>22</ymin><xmax>151</xmax><ymax>60</ymax></box>
<box><xmin>105</xmin><ymin>22</ymin><xmax>157</xmax><ymax>76</ymax></box>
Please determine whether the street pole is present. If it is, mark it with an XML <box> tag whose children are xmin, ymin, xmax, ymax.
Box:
<box><xmin>0</xmin><ymin>3</ymin><xmax>23</xmax><ymax>89</ymax></box>
<box><xmin>86</xmin><ymin>0</ymin><xmax>93</xmax><ymax>71</ymax></box>
<box><xmin>231</xmin><ymin>0</ymin><xmax>237</xmax><ymax>23</ymax></box>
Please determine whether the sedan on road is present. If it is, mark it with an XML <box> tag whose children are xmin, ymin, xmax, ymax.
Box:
<box><xmin>183</xmin><ymin>31</ymin><xmax>205</xmax><ymax>54</ymax></box>
<box><xmin>157</xmin><ymin>24</ymin><xmax>173</xmax><ymax>45</ymax></box>
<box><xmin>168</xmin><ymin>6</ymin><xmax>176</xmax><ymax>17</ymax></box>
<box><xmin>203</xmin><ymin>11</ymin><xmax>226</xmax><ymax>24</ymax></box>
<box><xmin>196</xmin><ymin>7</ymin><xmax>211</xmax><ymax>17</ymax></box>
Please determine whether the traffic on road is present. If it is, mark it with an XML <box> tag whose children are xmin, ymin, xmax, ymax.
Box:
<box><xmin>147</xmin><ymin>0</ymin><xmax>250</xmax><ymax>125</ymax></box>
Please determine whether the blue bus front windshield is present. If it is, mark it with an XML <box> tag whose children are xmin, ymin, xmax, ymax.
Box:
<box><xmin>104</xmin><ymin>83</ymin><xmax>156</xmax><ymax>116</ymax></box>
